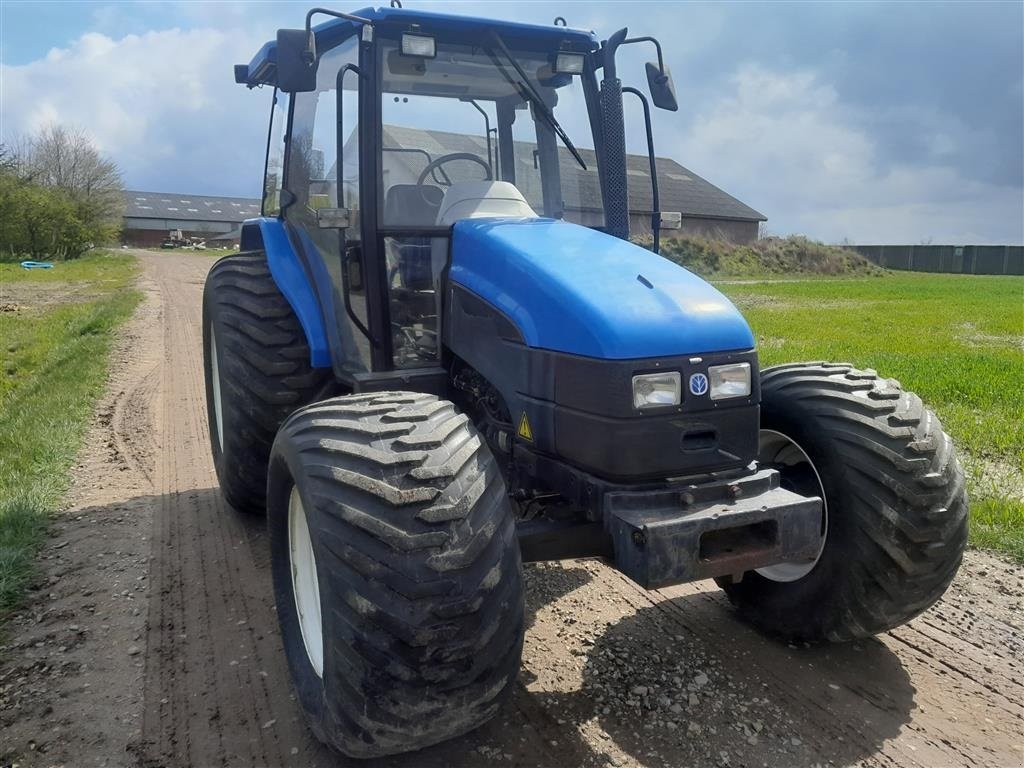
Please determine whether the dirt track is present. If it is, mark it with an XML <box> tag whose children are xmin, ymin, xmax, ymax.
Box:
<box><xmin>1</xmin><ymin>250</ymin><xmax>1022</xmax><ymax>768</ymax></box>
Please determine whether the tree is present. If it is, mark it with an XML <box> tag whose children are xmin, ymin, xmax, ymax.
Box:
<box><xmin>23</xmin><ymin>126</ymin><xmax>123</xmax><ymax>225</ymax></box>
<box><xmin>0</xmin><ymin>126</ymin><xmax>124</xmax><ymax>260</ymax></box>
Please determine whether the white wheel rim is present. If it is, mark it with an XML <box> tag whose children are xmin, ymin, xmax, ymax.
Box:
<box><xmin>209</xmin><ymin>324</ymin><xmax>224</xmax><ymax>453</ymax></box>
<box><xmin>288</xmin><ymin>486</ymin><xmax>324</xmax><ymax>677</ymax></box>
<box><xmin>755</xmin><ymin>429</ymin><xmax>828</xmax><ymax>583</ymax></box>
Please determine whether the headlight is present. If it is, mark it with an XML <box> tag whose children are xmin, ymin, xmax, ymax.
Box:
<box><xmin>708</xmin><ymin>362</ymin><xmax>751</xmax><ymax>400</ymax></box>
<box><xmin>632</xmin><ymin>372</ymin><xmax>681</xmax><ymax>410</ymax></box>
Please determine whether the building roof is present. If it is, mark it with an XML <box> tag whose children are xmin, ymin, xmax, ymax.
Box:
<box><xmin>123</xmin><ymin>191</ymin><xmax>261</xmax><ymax>223</ymax></box>
<box><xmin>380</xmin><ymin>125</ymin><xmax>766</xmax><ymax>222</ymax></box>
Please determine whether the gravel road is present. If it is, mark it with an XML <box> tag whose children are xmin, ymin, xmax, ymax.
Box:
<box><xmin>1</xmin><ymin>250</ymin><xmax>1022</xmax><ymax>768</ymax></box>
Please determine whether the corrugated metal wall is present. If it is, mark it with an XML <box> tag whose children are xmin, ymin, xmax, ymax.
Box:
<box><xmin>851</xmin><ymin>245</ymin><xmax>1023</xmax><ymax>276</ymax></box>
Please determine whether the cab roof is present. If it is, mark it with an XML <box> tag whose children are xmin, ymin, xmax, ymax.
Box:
<box><xmin>237</xmin><ymin>6</ymin><xmax>600</xmax><ymax>88</ymax></box>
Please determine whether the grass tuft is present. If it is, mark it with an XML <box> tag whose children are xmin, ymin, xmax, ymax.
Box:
<box><xmin>0</xmin><ymin>499</ymin><xmax>49</xmax><ymax>611</ymax></box>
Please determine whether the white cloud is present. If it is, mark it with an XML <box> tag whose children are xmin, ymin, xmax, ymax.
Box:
<box><xmin>1</xmin><ymin>26</ymin><xmax>268</xmax><ymax>196</ymax></box>
<box><xmin>670</xmin><ymin>65</ymin><xmax>1023</xmax><ymax>243</ymax></box>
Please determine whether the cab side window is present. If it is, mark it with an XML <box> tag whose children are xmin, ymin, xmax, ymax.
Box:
<box><xmin>263</xmin><ymin>89</ymin><xmax>289</xmax><ymax>216</ymax></box>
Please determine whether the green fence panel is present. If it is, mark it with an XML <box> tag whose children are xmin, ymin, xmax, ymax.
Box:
<box><xmin>850</xmin><ymin>245</ymin><xmax>1022</xmax><ymax>275</ymax></box>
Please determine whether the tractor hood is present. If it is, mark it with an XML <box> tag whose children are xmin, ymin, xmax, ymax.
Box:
<box><xmin>448</xmin><ymin>218</ymin><xmax>755</xmax><ymax>359</ymax></box>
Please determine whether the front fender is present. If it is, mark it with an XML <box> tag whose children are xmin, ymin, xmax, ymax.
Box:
<box><xmin>240</xmin><ymin>218</ymin><xmax>331</xmax><ymax>368</ymax></box>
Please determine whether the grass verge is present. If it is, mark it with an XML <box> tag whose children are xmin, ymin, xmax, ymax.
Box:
<box><xmin>716</xmin><ymin>272</ymin><xmax>1024</xmax><ymax>563</ymax></box>
<box><xmin>0</xmin><ymin>251</ymin><xmax>141</xmax><ymax>617</ymax></box>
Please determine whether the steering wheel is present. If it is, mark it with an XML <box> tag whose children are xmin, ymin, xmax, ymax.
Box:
<box><xmin>417</xmin><ymin>152</ymin><xmax>492</xmax><ymax>186</ymax></box>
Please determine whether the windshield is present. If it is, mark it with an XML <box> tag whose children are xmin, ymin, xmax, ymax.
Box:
<box><xmin>375</xmin><ymin>36</ymin><xmax>602</xmax><ymax>228</ymax></box>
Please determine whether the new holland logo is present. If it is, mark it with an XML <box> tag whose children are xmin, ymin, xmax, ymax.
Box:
<box><xmin>689</xmin><ymin>372</ymin><xmax>709</xmax><ymax>396</ymax></box>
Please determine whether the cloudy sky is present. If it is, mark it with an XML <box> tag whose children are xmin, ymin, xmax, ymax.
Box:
<box><xmin>2</xmin><ymin>1</ymin><xmax>1022</xmax><ymax>244</ymax></box>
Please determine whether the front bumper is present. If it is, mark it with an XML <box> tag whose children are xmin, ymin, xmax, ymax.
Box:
<box><xmin>607</xmin><ymin>468</ymin><xmax>823</xmax><ymax>589</ymax></box>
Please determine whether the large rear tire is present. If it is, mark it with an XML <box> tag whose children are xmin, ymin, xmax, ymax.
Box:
<box><xmin>720</xmin><ymin>362</ymin><xmax>968</xmax><ymax>641</ymax></box>
<box><xmin>268</xmin><ymin>392</ymin><xmax>524</xmax><ymax>758</ymax></box>
<box><xmin>202</xmin><ymin>254</ymin><xmax>331</xmax><ymax>513</ymax></box>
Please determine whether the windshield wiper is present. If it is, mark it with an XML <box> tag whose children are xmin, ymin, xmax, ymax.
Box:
<box><xmin>488</xmin><ymin>31</ymin><xmax>588</xmax><ymax>171</ymax></box>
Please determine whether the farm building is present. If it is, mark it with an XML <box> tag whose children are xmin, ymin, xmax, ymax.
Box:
<box><xmin>121</xmin><ymin>192</ymin><xmax>261</xmax><ymax>247</ymax></box>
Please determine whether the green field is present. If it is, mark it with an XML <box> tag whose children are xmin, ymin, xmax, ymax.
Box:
<box><xmin>716</xmin><ymin>273</ymin><xmax>1024</xmax><ymax>562</ymax></box>
<box><xmin>0</xmin><ymin>252</ymin><xmax>140</xmax><ymax>616</ymax></box>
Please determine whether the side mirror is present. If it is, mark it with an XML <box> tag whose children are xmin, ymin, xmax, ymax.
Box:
<box><xmin>276</xmin><ymin>28</ymin><xmax>318</xmax><ymax>93</ymax></box>
<box><xmin>645</xmin><ymin>62</ymin><xmax>678</xmax><ymax>112</ymax></box>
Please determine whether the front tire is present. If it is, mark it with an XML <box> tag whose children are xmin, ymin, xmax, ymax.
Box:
<box><xmin>720</xmin><ymin>362</ymin><xmax>968</xmax><ymax>642</ymax></box>
<box><xmin>268</xmin><ymin>392</ymin><xmax>524</xmax><ymax>758</ymax></box>
<box><xmin>202</xmin><ymin>254</ymin><xmax>331</xmax><ymax>513</ymax></box>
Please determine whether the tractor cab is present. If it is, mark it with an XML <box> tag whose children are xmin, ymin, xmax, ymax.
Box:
<box><xmin>236</xmin><ymin>6</ymin><xmax>677</xmax><ymax>382</ymax></box>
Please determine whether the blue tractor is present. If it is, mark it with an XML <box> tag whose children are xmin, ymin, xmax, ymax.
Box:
<box><xmin>205</xmin><ymin>5</ymin><xmax>968</xmax><ymax>758</ymax></box>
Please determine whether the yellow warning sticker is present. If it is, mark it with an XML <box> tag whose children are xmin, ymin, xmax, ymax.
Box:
<box><xmin>517</xmin><ymin>412</ymin><xmax>534</xmax><ymax>442</ymax></box>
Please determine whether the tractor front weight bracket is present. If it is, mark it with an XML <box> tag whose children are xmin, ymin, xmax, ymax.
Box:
<box><xmin>606</xmin><ymin>468</ymin><xmax>824</xmax><ymax>589</ymax></box>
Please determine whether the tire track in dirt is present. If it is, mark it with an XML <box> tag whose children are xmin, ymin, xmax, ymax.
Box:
<box><xmin>106</xmin><ymin>361</ymin><xmax>161</xmax><ymax>483</ymax></box>
<box><xmin>138</xmin><ymin>253</ymin><xmax>322</xmax><ymax>767</ymax></box>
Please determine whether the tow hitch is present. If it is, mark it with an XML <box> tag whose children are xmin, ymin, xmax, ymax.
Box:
<box><xmin>607</xmin><ymin>468</ymin><xmax>823</xmax><ymax>589</ymax></box>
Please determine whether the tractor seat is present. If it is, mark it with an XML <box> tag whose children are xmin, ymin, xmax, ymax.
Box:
<box><xmin>384</xmin><ymin>184</ymin><xmax>445</xmax><ymax>227</ymax></box>
<box><xmin>436</xmin><ymin>182</ymin><xmax>537</xmax><ymax>225</ymax></box>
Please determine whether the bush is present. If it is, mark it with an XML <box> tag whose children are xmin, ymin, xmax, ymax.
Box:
<box><xmin>646</xmin><ymin>235</ymin><xmax>885</xmax><ymax>278</ymax></box>
<box><xmin>0</xmin><ymin>176</ymin><xmax>86</xmax><ymax>261</ymax></box>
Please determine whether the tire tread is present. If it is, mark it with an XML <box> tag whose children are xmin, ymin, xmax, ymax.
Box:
<box><xmin>723</xmin><ymin>362</ymin><xmax>968</xmax><ymax>641</ymax></box>
<box><xmin>272</xmin><ymin>392</ymin><xmax>523</xmax><ymax>757</ymax></box>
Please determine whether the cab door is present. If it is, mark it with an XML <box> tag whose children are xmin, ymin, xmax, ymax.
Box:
<box><xmin>284</xmin><ymin>33</ymin><xmax>372</xmax><ymax>378</ymax></box>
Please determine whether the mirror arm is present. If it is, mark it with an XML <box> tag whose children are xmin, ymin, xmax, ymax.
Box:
<box><xmin>622</xmin><ymin>36</ymin><xmax>665</xmax><ymax>74</ymax></box>
<box><xmin>302</xmin><ymin>9</ymin><xmax>373</xmax><ymax>64</ymax></box>
<box><xmin>305</xmin><ymin>7</ymin><xmax>373</xmax><ymax>35</ymax></box>
<box><xmin>622</xmin><ymin>86</ymin><xmax>661</xmax><ymax>255</ymax></box>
